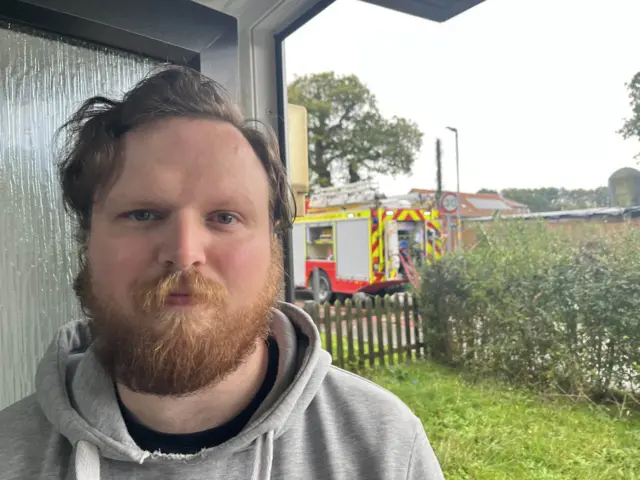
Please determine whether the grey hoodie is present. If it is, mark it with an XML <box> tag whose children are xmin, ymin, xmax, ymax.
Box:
<box><xmin>0</xmin><ymin>302</ymin><xmax>444</xmax><ymax>480</ymax></box>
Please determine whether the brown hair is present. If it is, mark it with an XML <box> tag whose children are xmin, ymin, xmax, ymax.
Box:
<box><xmin>57</xmin><ymin>64</ymin><xmax>294</xmax><ymax>251</ymax></box>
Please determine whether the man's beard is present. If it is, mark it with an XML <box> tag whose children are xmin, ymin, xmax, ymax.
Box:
<box><xmin>75</xmin><ymin>240</ymin><xmax>283</xmax><ymax>397</ymax></box>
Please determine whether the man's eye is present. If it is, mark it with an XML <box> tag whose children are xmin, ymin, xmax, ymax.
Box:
<box><xmin>125</xmin><ymin>210</ymin><xmax>159</xmax><ymax>222</ymax></box>
<box><xmin>212</xmin><ymin>213</ymin><xmax>238</xmax><ymax>225</ymax></box>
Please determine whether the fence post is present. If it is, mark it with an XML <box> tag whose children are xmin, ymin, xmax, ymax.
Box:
<box><xmin>303</xmin><ymin>301</ymin><xmax>317</xmax><ymax>327</ymax></box>
<box><xmin>345</xmin><ymin>299</ymin><xmax>355</xmax><ymax>366</ymax></box>
<box><xmin>355</xmin><ymin>298</ymin><xmax>365</xmax><ymax>369</ymax></box>
<box><xmin>375</xmin><ymin>296</ymin><xmax>385</xmax><ymax>366</ymax></box>
<box><xmin>395</xmin><ymin>295</ymin><xmax>404</xmax><ymax>365</ymax></box>
<box><xmin>314</xmin><ymin>301</ymin><xmax>321</xmax><ymax>331</ymax></box>
<box><xmin>324</xmin><ymin>302</ymin><xmax>333</xmax><ymax>360</ymax></box>
<box><xmin>366</xmin><ymin>298</ymin><xmax>375</xmax><ymax>368</ymax></box>
<box><xmin>403</xmin><ymin>293</ymin><xmax>413</xmax><ymax>363</ymax></box>
<box><xmin>385</xmin><ymin>295</ymin><xmax>395</xmax><ymax>366</ymax></box>
<box><xmin>334</xmin><ymin>300</ymin><xmax>344</xmax><ymax>369</ymax></box>
<box><xmin>412</xmin><ymin>293</ymin><xmax>423</xmax><ymax>359</ymax></box>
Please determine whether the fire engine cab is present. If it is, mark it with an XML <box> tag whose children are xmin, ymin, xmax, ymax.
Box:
<box><xmin>292</xmin><ymin>180</ymin><xmax>444</xmax><ymax>302</ymax></box>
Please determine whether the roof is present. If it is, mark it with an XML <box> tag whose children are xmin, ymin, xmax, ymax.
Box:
<box><xmin>466</xmin><ymin>206</ymin><xmax>640</xmax><ymax>222</ymax></box>
<box><xmin>609</xmin><ymin>167</ymin><xmax>640</xmax><ymax>181</ymax></box>
<box><xmin>503</xmin><ymin>198</ymin><xmax>529</xmax><ymax>209</ymax></box>
<box><xmin>361</xmin><ymin>0</ymin><xmax>485</xmax><ymax>23</ymax></box>
<box><xmin>410</xmin><ymin>189</ymin><xmax>529</xmax><ymax>218</ymax></box>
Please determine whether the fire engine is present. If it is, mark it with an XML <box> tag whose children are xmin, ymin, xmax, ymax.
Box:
<box><xmin>292</xmin><ymin>180</ymin><xmax>444</xmax><ymax>303</ymax></box>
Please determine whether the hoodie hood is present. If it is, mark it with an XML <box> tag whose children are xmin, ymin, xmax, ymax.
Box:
<box><xmin>35</xmin><ymin>302</ymin><xmax>332</xmax><ymax>479</ymax></box>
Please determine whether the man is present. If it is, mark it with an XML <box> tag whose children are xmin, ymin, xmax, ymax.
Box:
<box><xmin>0</xmin><ymin>66</ymin><xmax>444</xmax><ymax>479</ymax></box>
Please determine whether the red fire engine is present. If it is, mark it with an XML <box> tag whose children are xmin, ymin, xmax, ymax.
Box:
<box><xmin>292</xmin><ymin>181</ymin><xmax>444</xmax><ymax>302</ymax></box>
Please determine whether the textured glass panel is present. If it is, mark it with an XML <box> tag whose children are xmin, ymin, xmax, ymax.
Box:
<box><xmin>0</xmin><ymin>24</ymin><xmax>158</xmax><ymax>409</ymax></box>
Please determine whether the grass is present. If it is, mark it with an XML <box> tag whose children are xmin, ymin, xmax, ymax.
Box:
<box><xmin>319</xmin><ymin>330</ymin><xmax>640</xmax><ymax>477</ymax></box>
<box><xmin>364</xmin><ymin>362</ymin><xmax>640</xmax><ymax>480</ymax></box>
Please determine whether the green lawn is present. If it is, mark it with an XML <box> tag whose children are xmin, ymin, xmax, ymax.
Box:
<box><xmin>364</xmin><ymin>363</ymin><xmax>640</xmax><ymax>480</ymax></box>
<box><xmin>320</xmin><ymin>332</ymin><xmax>640</xmax><ymax>478</ymax></box>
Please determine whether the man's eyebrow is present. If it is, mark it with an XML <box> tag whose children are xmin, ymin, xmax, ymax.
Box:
<box><xmin>211</xmin><ymin>191</ymin><xmax>258</xmax><ymax>208</ymax></box>
<box><xmin>103</xmin><ymin>191</ymin><xmax>260</xmax><ymax>210</ymax></box>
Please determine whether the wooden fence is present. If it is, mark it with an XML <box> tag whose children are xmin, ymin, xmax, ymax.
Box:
<box><xmin>302</xmin><ymin>293</ymin><xmax>424</xmax><ymax>369</ymax></box>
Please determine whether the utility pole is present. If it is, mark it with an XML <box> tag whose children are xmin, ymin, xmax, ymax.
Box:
<box><xmin>433</xmin><ymin>138</ymin><xmax>444</xmax><ymax>263</ymax></box>
<box><xmin>435</xmin><ymin>138</ymin><xmax>443</xmax><ymax>207</ymax></box>
<box><xmin>446</xmin><ymin>126</ymin><xmax>462</xmax><ymax>250</ymax></box>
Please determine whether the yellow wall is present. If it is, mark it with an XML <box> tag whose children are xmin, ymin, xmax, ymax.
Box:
<box><xmin>287</xmin><ymin>103</ymin><xmax>309</xmax><ymax>215</ymax></box>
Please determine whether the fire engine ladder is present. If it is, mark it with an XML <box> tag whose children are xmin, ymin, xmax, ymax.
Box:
<box><xmin>308</xmin><ymin>180</ymin><xmax>382</xmax><ymax>209</ymax></box>
<box><xmin>308</xmin><ymin>180</ymin><xmax>436</xmax><ymax>210</ymax></box>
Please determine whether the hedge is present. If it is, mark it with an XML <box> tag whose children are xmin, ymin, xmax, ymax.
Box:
<box><xmin>419</xmin><ymin>219</ymin><xmax>640</xmax><ymax>403</ymax></box>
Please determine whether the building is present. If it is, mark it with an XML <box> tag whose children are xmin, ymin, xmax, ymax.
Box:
<box><xmin>503</xmin><ymin>197</ymin><xmax>530</xmax><ymax>213</ymax></box>
<box><xmin>410</xmin><ymin>189</ymin><xmax>530</xmax><ymax>218</ymax></box>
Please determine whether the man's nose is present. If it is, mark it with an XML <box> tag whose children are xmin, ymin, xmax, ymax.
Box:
<box><xmin>158</xmin><ymin>214</ymin><xmax>207</xmax><ymax>270</ymax></box>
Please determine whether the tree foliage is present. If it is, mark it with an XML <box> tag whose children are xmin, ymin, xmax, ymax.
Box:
<box><xmin>619</xmin><ymin>71</ymin><xmax>640</xmax><ymax>159</ymax></box>
<box><xmin>287</xmin><ymin>72</ymin><xmax>423</xmax><ymax>188</ymax></box>
<box><xmin>477</xmin><ymin>187</ymin><xmax>611</xmax><ymax>212</ymax></box>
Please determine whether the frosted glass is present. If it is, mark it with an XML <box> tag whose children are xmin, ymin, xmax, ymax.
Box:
<box><xmin>0</xmin><ymin>24</ymin><xmax>158</xmax><ymax>410</ymax></box>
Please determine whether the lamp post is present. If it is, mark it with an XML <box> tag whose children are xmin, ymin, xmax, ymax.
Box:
<box><xmin>446</xmin><ymin>126</ymin><xmax>462</xmax><ymax>250</ymax></box>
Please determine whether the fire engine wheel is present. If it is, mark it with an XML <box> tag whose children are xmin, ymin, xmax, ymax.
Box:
<box><xmin>352</xmin><ymin>291</ymin><xmax>370</xmax><ymax>304</ymax></box>
<box><xmin>311</xmin><ymin>270</ymin><xmax>332</xmax><ymax>304</ymax></box>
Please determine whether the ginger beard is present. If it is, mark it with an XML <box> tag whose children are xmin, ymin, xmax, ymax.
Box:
<box><xmin>78</xmin><ymin>240</ymin><xmax>283</xmax><ymax>397</ymax></box>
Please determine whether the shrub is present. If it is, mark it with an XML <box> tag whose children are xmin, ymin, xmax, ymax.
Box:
<box><xmin>419</xmin><ymin>219</ymin><xmax>640</xmax><ymax>402</ymax></box>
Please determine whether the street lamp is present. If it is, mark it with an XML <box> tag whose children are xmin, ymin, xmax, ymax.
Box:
<box><xmin>446</xmin><ymin>126</ymin><xmax>462</xmax><ymax>250</ymax></box>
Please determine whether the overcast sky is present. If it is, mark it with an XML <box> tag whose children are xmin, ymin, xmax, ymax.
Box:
<box><xmin>284</xmin><ymin>0</ymin><xmax>640</xmax><ymax>196</ymax></box>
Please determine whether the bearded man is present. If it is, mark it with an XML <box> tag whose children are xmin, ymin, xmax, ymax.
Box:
<box><xmin>0</xmin><ymin>66</ymin><xmax>444</xmax><ymax>480</ymax></box>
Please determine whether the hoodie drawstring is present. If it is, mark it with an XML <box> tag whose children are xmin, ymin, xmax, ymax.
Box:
<box><xmin>251</xmin><ymin>430</ymin><xmax>275</xmax><ymax>480</ymax></box>
<box><xmin>75</xmin><ymin>440</ymin><xmax>100</xmax><ymax>480</ymax></box>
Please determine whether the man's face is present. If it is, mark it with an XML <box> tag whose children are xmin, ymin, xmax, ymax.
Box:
<box><xmin>81</xmin><ymin>117</ymin><xmax>282</xmax><ymax>396</ymax></box>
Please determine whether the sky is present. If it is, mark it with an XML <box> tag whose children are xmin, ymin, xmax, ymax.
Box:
<box><xmin>284</xmin><ymin>0</ymin><xmax>640</xmax><ymax>196</ymax></box>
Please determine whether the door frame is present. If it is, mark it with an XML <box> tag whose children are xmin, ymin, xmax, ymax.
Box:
<box><xmin>273</xmin><ymin>0</ymin><xmax>336</xmax><ymax>301</ymax></box>
<box><xmin>0</xmin><ymin>0</ymin><xmax>239</xmax><ymax>97</ymax></box>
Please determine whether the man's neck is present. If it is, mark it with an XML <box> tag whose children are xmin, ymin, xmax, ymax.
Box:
<box><xmin>116</xmin><ymin>339</ymin><xmax>268</xmax><ymax>434</ymax></box>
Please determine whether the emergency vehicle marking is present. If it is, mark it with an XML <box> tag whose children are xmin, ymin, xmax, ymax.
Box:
<box><xmin>295</xmin><ymin>181</ymin><xmax>446</xmax><ymax>294</ymax></box>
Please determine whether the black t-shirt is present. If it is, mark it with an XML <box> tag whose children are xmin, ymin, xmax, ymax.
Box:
<box><xmin>116</xmin><ymin>336</ymin><xmax>280</xmax><ymax>455</ymax></box>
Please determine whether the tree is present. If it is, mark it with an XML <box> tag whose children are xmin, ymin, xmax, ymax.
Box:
<box><xmin>500</xmin><ymin>187</ymin><xmax>611</xmax><ymax>213</ymax></box>
<box><xmin>619</xmin><ymin>72</ymin><xmax>640</xmax><ymax>159</ymax></box>
<box><xmin>288</xmin><ymin>72</ymin><xmax>423</xmax><ymax>188</ymax></box>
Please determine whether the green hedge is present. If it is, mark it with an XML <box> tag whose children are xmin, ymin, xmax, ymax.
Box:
<box><xmin>419</xmin><ymin>220</ymin><xmax>640</xmax><ymax>402</ymax></box>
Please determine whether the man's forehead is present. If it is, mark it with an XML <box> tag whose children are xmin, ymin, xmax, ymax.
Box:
<box><xmin>123</xmin><ymin>117</ymin><xmax>253</xmax><ymax>158</ymax></box>
<box><xmin>102</xmin><ymin>117</ymin><xmax>268</xmax><ymax>205</ymax></box>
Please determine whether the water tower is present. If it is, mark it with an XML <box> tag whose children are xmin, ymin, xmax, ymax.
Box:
<box><xmin>608</xmin><ymin>167</ymin><xmax>640</xmax><ymax>207</ymax></box>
